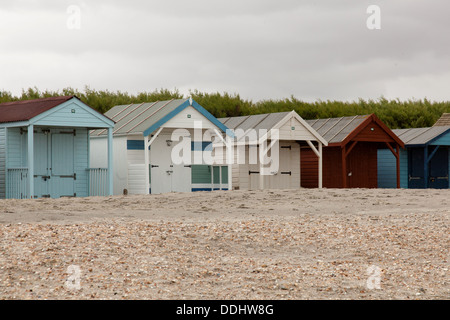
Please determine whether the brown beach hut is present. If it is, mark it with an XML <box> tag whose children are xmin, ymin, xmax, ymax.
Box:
<box><xmin>301</xmin><ymin>114</ymin><xmax>404</xmax><ymax>188</ymax></box>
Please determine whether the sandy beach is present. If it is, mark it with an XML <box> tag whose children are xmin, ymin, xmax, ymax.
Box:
<box><xmin>0</xmin><ymin>188</ymin><xmax>448</xmax><ymax>300</ymax></box>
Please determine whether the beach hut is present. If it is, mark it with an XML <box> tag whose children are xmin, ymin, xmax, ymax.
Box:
<box><xmin>302</xmin><ymin>114</ymin><xmax>404</xmax><ymax>188</ymax></box>
<box><xmin>89</xmin><ymin>98</ymin><xmax>231</xmax><ymax>195</ymax></box>
<box><xmin>378</xmin><ymin>126</ymin><xmax>450</xmax><ymax>189</ymax></box>
<box><xmin>218</xmin><ymin>111</ymin><xmax>328</xmax><ymax>190</ymax></box>
<box><xmin>0</xmin><ymin>96</ymin><xmax>115</xmax><ymax>199</ymax></box>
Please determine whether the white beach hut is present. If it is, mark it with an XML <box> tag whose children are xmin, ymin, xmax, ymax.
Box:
<box><xmin>218</xmin><ymin>111</ymin><xmax>327</xmax><ymax>190</ymax></box>
<box><xmin>89</xmin><ymin>98</ymin><xmax>231</xmax><ymax>195</ymax></box>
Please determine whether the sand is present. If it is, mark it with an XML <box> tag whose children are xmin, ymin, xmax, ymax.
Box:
<box><xmin>0</xmin><ymin>188</ymin><xmax>448</xmax><ymax>300</ymax></box>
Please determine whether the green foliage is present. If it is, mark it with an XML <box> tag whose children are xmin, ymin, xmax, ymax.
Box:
<box><xmin>1</xmin><ymin>87</ymin><xmax>450</xmax><ymax>128</ymax></box>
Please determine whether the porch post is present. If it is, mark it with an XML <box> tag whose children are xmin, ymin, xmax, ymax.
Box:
<box><xmin>259</xmin><ymin>142</ymin><xmax>264</xmax><ymax>190</ymax></box>
<box><xmin>107</xmin><ymin>128</ymin><xmax>113</xmax><ymax>196</ymax></box>
<box><xmin>28</xmin><ymin>124</ymin><xmax>34</xmax><ymax>199</ymax></box>
<box><xmin>424</xmin><ymin>146</ymin><xmax>429</xmax><ymax>189</ymax></box>
<box><xmin>318</xmin><ymin>142</ymin><xmax>323</xmax><ymax>189</ymax></box>
<box><xmin>144</xmin><ymin>135</ymin><xmax>150</xmax><ymax>194</ymax></box>
<box><xmin>396</xmin><ymin>144</ymin><xmax>400</xmax><ymax>189</ymax></box>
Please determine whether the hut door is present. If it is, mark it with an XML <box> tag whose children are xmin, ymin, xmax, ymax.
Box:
<box><xmin>408</xmin><ymin>148</ymin><xmax>425</xmax><ymax>188</ymax></box>
<box><xmin>50</xmin><ymin>131</ymin><xmax>75</xmax><ymax>197</ymax></box>
<box><xmin>429</xmin><ymin>147</ymin><xmax>449</xmax><ymax>189</ymax></box>
<box><xmin>278</xmin><ymin>145</ymin><xmax>292</xmax><ymax>189</ymax></box>
<box><xmin>33</xmin><ymin>132</ymin><xmax>50</xmax><ymax>198</ymax></box>
<box><xmin>150</xmin><ymin>135</ymin><xmax>191</xmax><ymax>194</ymax></box>
<box><xmin>248</xmin><ymin>145</ymin><xmax>260</xmax><ymax>190</ymax></box>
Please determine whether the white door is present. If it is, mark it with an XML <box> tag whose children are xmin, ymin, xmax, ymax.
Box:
<box><xmin>248</xmin><ymin>145</ymin><xmax>260</xmax><ymax>190</ymax></box>
<box><xmin>278</xmin><ymin>145</ymin><xmax>292</xmax><ymax>189</ymax></box>
<box><xmin>150</xmin><ymin>134</ymin><xmax>191</xmax><ymax>194</ymax></box>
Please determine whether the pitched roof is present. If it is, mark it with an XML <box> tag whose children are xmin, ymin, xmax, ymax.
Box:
<box><xmin>305</xmin><ymin>114</ymin><xmax>405</xmax><ymax>148</ymax></box>
<box><xmin>305</xmin><ymin>115</ymin><xmax>370</xmax><ymax>144</ymax></box>
<box><xmin>393</xmin><ymin>126</ymin><xmax>450</xmax><ymax>146</ymax></box>
<box><xmin>91</xmin><ymin>99</ymin><xmax>229</xmax><ymax>137</ymax></box>
<box><xmin>219</xmin><ymin>111</ymin><xmax>327</xmax><ymax>145</ymax></box>
<box><xmin>433</xmin><ymin>113</ymin><xmax>450</xmax><ymax>126</ymax></box>
<box><xmin>219</xmin><ymin>112</ymin><xmax>291</xmax><ymax>132</ymax></box>
<box><xmin>0</xmin><ymin>96</ymin><xmax>74</xmax><ymax>123</ymax></box>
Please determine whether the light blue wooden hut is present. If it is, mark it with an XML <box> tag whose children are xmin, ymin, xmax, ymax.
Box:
<box><xmin>378</xmin><ymin>126</ymin><xmax>450</xmax><ymax>189</ymax></box>
<box><xmin>0</xmin><ymin>96</ymin><xmax>115</xmax><ymax>199</ymax></box>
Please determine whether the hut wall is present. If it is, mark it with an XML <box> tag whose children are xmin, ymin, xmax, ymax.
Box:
<box><xmin>0</xmin><ymin>127</ymin><xmax>6</xmax><ymax>198</ymax></box>
<box><xmin>302</xmin><ymin>143</ymin><xmax>378</xmax><ymax>188</ymax></box>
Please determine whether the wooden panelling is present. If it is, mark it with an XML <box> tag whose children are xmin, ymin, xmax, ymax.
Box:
<box><xmin>353</xmin><ymin>122</ymin><xmax>395</xmax><ymax>143</ymax></box>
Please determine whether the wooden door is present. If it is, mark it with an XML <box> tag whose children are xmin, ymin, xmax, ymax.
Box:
<box><xmin>408</xmin><ymin>147</ymin><xmax>425</xmax><ymax>189</ymax></box>
<box><xmin>33</xmin><ymin>132</ymin><xmax>50</xmax><ymax>198</ymax></box>
<box><xmin>50</xmin><ymin>130</ymin><xmax>75</xmax><ymax>197</ymax></box>
<box><xmin>429</xmin><ymin>147</ymin><xmax>449</xmax><ymax>189</ymax></box>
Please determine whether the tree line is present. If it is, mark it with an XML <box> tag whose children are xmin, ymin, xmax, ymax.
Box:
<box><xmin>1</xmin><ymin>86</ymin><xmax>449</xmax><ymax>129</ymax></box>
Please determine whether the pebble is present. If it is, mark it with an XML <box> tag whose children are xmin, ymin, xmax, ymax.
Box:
<box><xmin>0</xmin><ymin>189</ymin><xmax>448</xmax><ymax>300</ymax></box>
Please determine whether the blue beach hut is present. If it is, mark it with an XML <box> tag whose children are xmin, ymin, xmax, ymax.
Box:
<box><xmin>0</xmin><ymin>96</ymin><xmax>115</xmax><ymax>199</ymax></box>
<box><xmin>378</xmin><ymin>126</ymin><xmax>450</xmax><ymax>189</ymax></box>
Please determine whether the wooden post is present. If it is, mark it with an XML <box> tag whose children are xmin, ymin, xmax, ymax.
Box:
<box><xmin>424</xmin><ymin>147</ymin><xmax>428</xmax><ymax>188</ymax></box>
<box><xmin>28</xmin><ymin>124</ymin><xmax>34</xmax><ymax>199</ymax></box>
<box><xmin>259</xmin><ymin>142</ymin><xmax>264</xmax><ymax>190</ymax></box>
<box><xmin>144</xmin><ymin>135</ymin><xmax>150</xmax><ymax>194</ymax></box>
<box><xmin>211</xmin><ymin>165</ymin><xmax>214</xmax><ymax>191</ymax></box>
<box><xmin>107</xmin><ymin>128</ymin><xmax>113</xmax><ymax>196</ymax></box>
<box><xmin>319</xmin><ymin>142</ymin><xmax>323</xmax><ymax>189</ymax></box>
<box><xmin>396</xmin><ymin>144</ymin><xmax>400</xmax><ymax>188</ymax></box>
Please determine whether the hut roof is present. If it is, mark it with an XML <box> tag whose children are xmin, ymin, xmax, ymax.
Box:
<box><xmin>0</xmin><ymin>96</ymin><xmax>75</xmax><ymax>123</ymax></box>
<box><xmin>393</xmin><ymin>126</ymin><xmax>450</xmax><ymax>146</ymax></box>
<box><xmin>219</xmin><ymin>112</ymin><xmax>291</xmax><ymax>132</ymax></box>
<box><xmin>90</xmin><ymin>99</ymin><xmax>229</xmax><ymax>137</ymax></box>
<box><xmin>305</xmin><ymin>114</ymin><xmax>404</xmax><ymax>148</ymax></box>
<box><xmin>434</xmin><ymin>113</ymin><xmax>450</xmax><ymax>126</ymax></box>
<box><xmin>219</xmin><ymin>111</ymin><xmax>328</xmax><ymax>145</ymax></box>
<box><xmin>305</xmin><ymin>115</ymin><xmax>370</xmax><ymax>144</ymax></box>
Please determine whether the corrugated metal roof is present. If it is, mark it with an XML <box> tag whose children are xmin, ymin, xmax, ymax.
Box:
<box><xmin>392</xmin><ymin>126</ymin><xmax>450</xmax><ymax>145</ymax></box>
<box><xmin>219</xmin><ymin>112</ymin><xmax>290</xmax><ymax>131</ymax></box>
<box><xmin>305</xmin><ymin>115</ymin><xmax>369</xmax><ymax>144</ymax></box>
<box><xmin>0</xmin><ymin>96</ymin><xmax>74</xmax><ymax>123</ymax></box>
<box><xmin>219</xmin><ymin>112</ymin><xmax>290</xmax><ymax>142</ymax></box>
<box><xmin>434</xmin><ymin>113</ymin><xmax>450</xmax><ymax>126</ymax></box>
<box><xmin>91</xmin><ymin>99</ymin><xmax>187</xmax><ymax>136</ymax></box>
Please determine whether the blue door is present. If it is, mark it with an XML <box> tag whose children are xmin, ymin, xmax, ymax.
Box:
<box><xmin>408</xmin><ymin>148</ymin><xmax>425</xmax><ymax>188</ymax></box>
<box><xmin>429</xmin><ymin>147</ymin><xmax>449</xmax><ymax>189</ymax></box>
<box><xmin>33</xmin><ymin>132</ymin><xmax>50</xmax><ymax>198</ymax></box>
<box><xmin>50</xmin><ymin>130</ymin><xmax>75</xmax><ymax>197</ymax></box>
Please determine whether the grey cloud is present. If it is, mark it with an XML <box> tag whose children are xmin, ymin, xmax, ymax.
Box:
<box><xmin>0</xmin><ymin>0</ymin><xmax>449</xmax><ymax>101</ymax></box>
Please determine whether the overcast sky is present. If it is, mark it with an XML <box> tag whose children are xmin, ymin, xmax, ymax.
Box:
<box><xmin>1</xmin><ymin>0</ymin><xmax>449</xmax><ymax>102</ymax></box>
